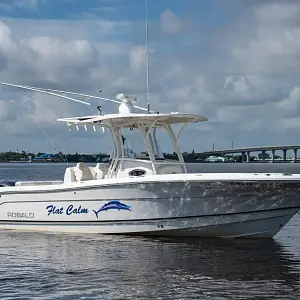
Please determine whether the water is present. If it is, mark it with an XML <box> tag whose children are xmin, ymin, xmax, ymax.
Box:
<box><xmin>1</xmin><ymin>163</ymin><xmax>300</xmax><ymax>299</ymax></box>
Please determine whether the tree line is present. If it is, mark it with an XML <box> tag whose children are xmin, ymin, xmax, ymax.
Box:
<box><xmin>0</xmin><ymin>150</ymin><xmax>281</xmax><ymax>163</ymax></box>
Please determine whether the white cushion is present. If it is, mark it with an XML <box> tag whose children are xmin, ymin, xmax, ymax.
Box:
<box><xmin>93</xmin><ymin>163</ymin><xmax>108</xmax><ymax>179</ymax></box>
<box><xmin>74</xmin><ymin>162</ymin><xmax>93</xmax><ymax>181</ymax></box>
<box><xmin>89</xmin><ymin>167</ymin><xmax>96</xmax><ymax>179</ymax></box>
<box><xmin>64</xmin><ymin>167</ymin><xmax>76</xmax><ymax>183</ymax></box>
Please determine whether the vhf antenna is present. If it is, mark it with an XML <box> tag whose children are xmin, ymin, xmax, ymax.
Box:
<box><xmin>145</xmin><ymin>0</ymin><xmax>150</xmax><ymax>114</ymax></box>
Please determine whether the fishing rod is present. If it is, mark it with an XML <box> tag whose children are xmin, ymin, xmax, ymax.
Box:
<box><xmin>0</xmin><ymin>81</ymin><xmax>157</xmax><ymax>113</ymax></box>
<box><xmin>0</xmin><ymin>81</ymin><xmax>91</xmax><ymax>106</ymax></box>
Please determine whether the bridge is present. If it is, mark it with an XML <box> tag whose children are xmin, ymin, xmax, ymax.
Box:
<box><xmin>199</xmin><ymin>145</ymin><xmax>300</xmax><ymax>162</ymax></box>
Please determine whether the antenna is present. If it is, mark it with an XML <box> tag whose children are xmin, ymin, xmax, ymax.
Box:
<box><xmin>145</xmin><ymin>0</ymin><xmax>150</xmax><ymax>113</ymax></box>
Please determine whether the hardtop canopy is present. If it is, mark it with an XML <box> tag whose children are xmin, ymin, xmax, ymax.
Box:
<box><xmin>57</xmin><ymin>112</ymin><xmax>208</xmax><ymax>128</ymax></box>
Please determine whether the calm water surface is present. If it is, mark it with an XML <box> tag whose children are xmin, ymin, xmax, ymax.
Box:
<box><xmin>0</xmin><ymin>163</ymin><xmax>300</xmax><ymax>299</ymax></box>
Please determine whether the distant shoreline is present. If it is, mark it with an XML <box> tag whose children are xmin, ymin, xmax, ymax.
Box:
<box><xmin>0</xmin><ymin>151</ymin><xmax>292</xmax><ymax>164</ymax></box>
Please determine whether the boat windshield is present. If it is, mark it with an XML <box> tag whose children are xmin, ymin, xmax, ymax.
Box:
<box><xmin>120</xmin><ymin>126</ymin><xmax>179</xmax><ymax>162</ymax></box>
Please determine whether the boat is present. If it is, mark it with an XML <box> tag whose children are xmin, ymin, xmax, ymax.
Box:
<box><xmin>0</xmin><ymin>89</ymin><xmax>300</xmax><ymax>238</ymax></box>
<box><xmin>0</xmin><ymin>1</ymin><xmax>300</xmax><ymax>238</ymax></box>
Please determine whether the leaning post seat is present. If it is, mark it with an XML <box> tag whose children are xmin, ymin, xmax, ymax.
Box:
<box><xmin>92</xmin><ymin>163</ymin><xmax>108</xmax><ymax>179</ymax></box>
<box><xmin>63</xmin><ymin>167</ymin><xmax>76</xmax><ymax>183</ymax></box>
<box><xmin>74</xmin><ymin>162</ymin><xmax>94</xmax><ymax>181</ymax></box>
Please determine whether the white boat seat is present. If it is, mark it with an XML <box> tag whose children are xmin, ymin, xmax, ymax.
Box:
<box><xmin>74</xmin><ymin>162</ymin><xmax>94</xmax><ymax>182</ymax></box>
<box><xmin>64</xmin><ymin>167</ymin><xmax>76</xmax><ymax>183</ymax></box>
<box><xmin>93</xmin><ymin>163</ymin><xmax>108</xmax><ymax>179</ymax></box>
<box><xmin>89</xmin><ymin>166</ymin><xmax>96</xmax><ymax>179</ymax></box>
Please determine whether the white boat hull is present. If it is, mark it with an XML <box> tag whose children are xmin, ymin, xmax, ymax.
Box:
<box><xmin>0</xmin><ymin>207</ymin><xmax>297</xmax><ymax>238</ymax></box>
<box><xmin>1</xmin><ymin>173</ymin><xmax>300</xmax><ymax>238</ymax></box>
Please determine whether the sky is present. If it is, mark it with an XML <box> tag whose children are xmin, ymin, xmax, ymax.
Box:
<box><xmin>0</xmin><ymin>0</ymin><xmax>300</xmax><ymax>155</ymax></box>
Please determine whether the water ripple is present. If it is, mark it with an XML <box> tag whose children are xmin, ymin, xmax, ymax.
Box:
<box><xmin>0</xmin><ymin>230</ymin><xmax>299</xmax><ymax>299</ymax></box>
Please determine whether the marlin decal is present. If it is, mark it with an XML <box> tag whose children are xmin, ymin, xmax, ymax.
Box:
<box><xmin>93</xmin><ymin>200</ymin><xmax>132</xmax><ymax>219</ymax></box>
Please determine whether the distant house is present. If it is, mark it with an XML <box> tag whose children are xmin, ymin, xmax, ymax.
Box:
<box><xmin>33</xmin><ymin>154</ymin><xmax>56</xmax><ymax>162</ymax></box>
<box><xmin>204</xmin><ymin>155</ymin><xmax>227</xmax><ymax>163</ymax></box>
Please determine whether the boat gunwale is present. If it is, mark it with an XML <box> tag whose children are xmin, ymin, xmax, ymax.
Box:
<box><xmin>0</xmin><ymin>172</ymin><xmax>300</xmax><ymax>195</ymax></box>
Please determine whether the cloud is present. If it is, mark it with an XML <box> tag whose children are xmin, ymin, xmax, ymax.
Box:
<box><xmin>23</xmin><ymin>36</ymin><xmax>99</xmax><ymax>84</ymax></box>
<box><xmin>231</xmin><ymin>28</ymin><xmax>300</xmax><ymax>74</ymax></box>
<box><xmin>276</xmin><ymin>87</ymin><xmax>300</xmax><ymax>117</ymax></box>
<box><xmin>1</xmin><ymin>0</ymin><xmax>300</xmax><ymax>153</ymax></box>
<box><xmin>0</xmin><ymin>0</ymin><xmax>38</xmax><ymax>12</ymax></box>
<box><xmin>255</xmin><ymin>2</ymin><xmax>300</xmax><ymax>24</ymax></box>
<box><xmin>0</xmin><ymin>21</ymin><xmax>14</xmax><ymax>53</ymax></box>
<box><xmin>129</xmin><ymin>45</ymin><xmax>146</xmax><ymax>71</ymax></box>
<box><xmin>226</xmin><ymin>1</ymin><xmax>300</xmax><ymax>77</ymax></box>
<box><xmin>160</xmin><ymin>9</ymin><xmax>183</xmax><ymax>34</ymax></box>
<box><xmin>13</xmin><ymin>0</ymin><xmax>38</xmax><ymax>9</ymax></box>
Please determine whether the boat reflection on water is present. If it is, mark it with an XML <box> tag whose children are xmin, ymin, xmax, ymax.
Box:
<box><xmin>2</xmin><ymin>231</ymin><xmax>299</xmax><ymax>299</ymax></box>
<box><xmin>142</xmin><ymin>237</ymin><xmax>299</xmax><ymax>279</ymax></box>
<box><xmin>123</xmin><ymin>237</ymin><xmax>300</xmax><ymax>299</ymax></box>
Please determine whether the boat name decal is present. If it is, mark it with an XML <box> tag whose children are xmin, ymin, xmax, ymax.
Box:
<box><xmin>230</xmin><ymin>182</ymin><xmax>283</xmax><ymax>188</ymax></box>
<box><xmin>230</xmin><ymin>182</ymin><xmax>253</xmax><ymax>186</ymax></box>
<box><xmin>93</xmin><ymin>200</ymin><xmax>132</xmax><ymax>219</ymax></box>
<box><xmin>7</xmin><ymin>212</ymin><xmax>34</xmax><ymax>219</ymax></box>
<box><xmin>46</xmin><ymin>205</ymin><xmax>89</xmax><ymax>216</ymax></box>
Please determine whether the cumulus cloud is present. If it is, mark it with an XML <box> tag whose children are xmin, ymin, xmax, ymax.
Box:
<box><xmin>129</xmin><ymin>45</ymin><xmax>146</xmax><ymax>71</ymax></box>
<box><xmin>276</xmin><ymin>87</ymin><xmax>300</xmax><ymax>117</ymax></box>
<box><xmin>0</xmin><ymin>0</ymin><xmax>38</xmax><ymax>12</ymax></box>
<box><xmin>228</xmin><ymin>1</ymin><xmax>300</xmax><ymax>76</ymax></box>
<box><xmin>160</xmin><ymin>9</ymin><xmax>183</xmax><ymax>34</ymax></box>
<box><xmin>255</xmin><ymin>2</ymin><xmax>300</xmax><ymax>23</ymax></box>
<box><xmin>0</xmin><ymin>22</ymin><xmax>14</xmax><ymax>52</ymax></box>
<box><xmin>1</xmin><ymin>0</ymin><xmax>300</xmax><ymax>153</ymax></box>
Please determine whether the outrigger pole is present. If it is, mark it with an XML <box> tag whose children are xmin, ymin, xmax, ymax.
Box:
<box><xmin>0</xmin><ymin>81</ymin><xmax>157</xmax><ymax>113</ymax></box>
